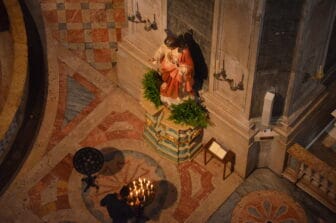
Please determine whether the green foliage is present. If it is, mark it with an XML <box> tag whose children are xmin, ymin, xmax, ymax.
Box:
<box><xmin>169</xmin><ymin>99</ymin><xmax>209</xmax><ymax>128</ymax></box>
<box><xmin>142</xmin><ymin>69</ymin><xmax>163</xmax><ymax>107</ymax></box>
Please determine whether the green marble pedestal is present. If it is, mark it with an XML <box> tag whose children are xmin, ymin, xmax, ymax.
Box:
<box><xmin>142</xmin><ymin>98</ymin><xmax>203</xmax><ymax>163</ymax></box>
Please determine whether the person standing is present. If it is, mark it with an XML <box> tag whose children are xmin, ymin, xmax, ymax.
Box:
<box><xmin>100</xmin><ymin>186</ymin><xmax>135</xmax><ymax>223</ymax></box>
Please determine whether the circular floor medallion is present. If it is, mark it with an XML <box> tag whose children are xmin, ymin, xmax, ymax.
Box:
<box><xmin>82</xmin><ymin>150</ymin><xmax>167</xmax><ymax>223</ymax></box>
<box><xmin>231</xmin><ymin>190</ymin><xmax>307</xmax><ymax>223</ymax></box>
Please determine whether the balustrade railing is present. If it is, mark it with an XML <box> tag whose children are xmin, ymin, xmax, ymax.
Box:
<box><xmin>282</xmin><ymin>143</ymin><xmax>336</xmax><ymax>213</ymax></box>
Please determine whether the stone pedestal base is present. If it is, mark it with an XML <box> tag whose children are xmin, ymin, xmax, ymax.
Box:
<box><xmin>142</xmin><ymin>99</ymin><xmax>203</xmax><ymax>163</ymax></box>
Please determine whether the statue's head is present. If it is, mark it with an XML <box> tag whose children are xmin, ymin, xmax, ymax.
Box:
<box><xmin>164</xmin><ymin>36</ymin><xmax>179</xmax><ymax>49</ymax></box>
<box><xmin>163</xmin><ymin>29</ymin><xmax>190</xmax><ymax>50</ymax></box>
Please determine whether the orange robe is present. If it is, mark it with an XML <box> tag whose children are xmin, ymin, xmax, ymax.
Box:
<box><xmin>158</xmin><ymin>47</ymin><xmax>194</xmax><ymax>100</ymax></box>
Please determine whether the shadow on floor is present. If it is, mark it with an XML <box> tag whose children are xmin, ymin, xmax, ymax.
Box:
<box><xmin>144</xmin><ymin>180</ymin><xmax>178</xmax><ymax>221</ymax></box>
<box><xmin>100</xmin><ymin>147</ymin><xmax>126</xmax><ymax>176</ymax></box>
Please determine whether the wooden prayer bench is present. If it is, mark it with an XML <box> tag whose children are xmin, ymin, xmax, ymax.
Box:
<box><xmin>203</xmin><ymin>137</ymin><xmax>235</xmax><ymax>180</ymax></box>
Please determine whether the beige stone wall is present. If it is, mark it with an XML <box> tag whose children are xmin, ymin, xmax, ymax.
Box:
<box><xmin>210</xmin><ymin>0</ymin><xmax>259</xmax><ymax>112</ymax></box>
<box><xmin>124</xmin><ymin>0</ymin><xmax>166</xmax><ymax>57</ymax></box>
<box><xmin>203</xmin><ymin>0</ymin><xmax>264</xmax><ymax>178</ymax></box>
<box><xmin>117</xmin><ymin>41</ymin><xmax>151</xmax><ymax>99</ymax></box>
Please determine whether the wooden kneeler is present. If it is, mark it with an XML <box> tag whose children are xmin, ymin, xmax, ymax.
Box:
<box><xmin>203</xmin><ymin>137</ymin><xmax>235</xmax><ymax>180</ymax></box>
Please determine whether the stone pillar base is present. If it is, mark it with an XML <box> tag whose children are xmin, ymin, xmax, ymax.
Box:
<box><xmin>142</xmin><ymin>98</ymin><xmax>203</xmax><ymax>163</ymax></box>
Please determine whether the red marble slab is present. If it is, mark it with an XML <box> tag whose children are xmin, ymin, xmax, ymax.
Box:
<box><xmin>92</xmin><ymin>28</ymin><xmax>109</xmax><ymax>42</ymax></box>
<box><xmin>113</xmin><ymin>8</ymin><xmax>125</xmax><ymax>23</ymax></box>
<box><xmin>67</xmin><ymin>29</ymin><xmax>85</xmax><ymax>43</ymax></box>
<box><xmin>90</xmin><ymin>9</ymin><xmax>107</xmax><ymax>23</ymax></box>
<box><xmin>66</xmin><ymin>9</ymin><xmax>82</xmax><ymax>23</ymax></box>
<box><xmin>93</xmin><ymin>49</ymin><xmax>111</xmax><ymax>62</ymax></box>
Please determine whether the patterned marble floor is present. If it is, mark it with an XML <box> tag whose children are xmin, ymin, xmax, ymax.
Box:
<box><xmin>0</xmin><ymin>15</ymin><xmax>242</xmax><ymax>222</ymax></box>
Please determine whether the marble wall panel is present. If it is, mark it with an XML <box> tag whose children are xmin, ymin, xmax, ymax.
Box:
<box><xmin>288</xmin><ymin>0</ymin><xmax>336</xmax><ymax>117</ymax></box>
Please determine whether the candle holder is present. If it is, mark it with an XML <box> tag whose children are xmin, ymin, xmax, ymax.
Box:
<box><xmin>301</xmin><ymin>65</ymin><xmax>324</xmax><ymax>83</ymax></box>
<box><xmin>73</xmin><ymin>147</ymin><xmax>104</xmax><ymax>192</ymax></box>
<box><xmin>127</xmin><ymin>2</ymin><xmax>146</xmax><ymax>24</ymax></box>
<box><xmin>313</xmin><ymin>65</ymin><xmax>324</xmax><ymax>80</ymax></box>
<box><xmin>214</xmin><ymin>68</ymin><xmax>244</xmax><ymax>91</ymax></box>
<box><xmin>213</xmin><ymin>59</ymin><xmax>244</xmax><ymax>91</ymax></box>
<box><xmin>127</xmin><ymin>177</ymin><xmax>155</xmax><ymax>207</ymax></box>
<box><xmin>128</xmin><ymin>2</ymin><xmax>158</xmax><ymax>32</ymax></box>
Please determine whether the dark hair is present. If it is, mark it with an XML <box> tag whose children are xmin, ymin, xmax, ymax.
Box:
<box><xmin>119</xmin><ymin>186</ymin><xmax>130</xmax><ymax>199</ymax></box>
<box><xmin>164</xmin><ymin>36</ymin><xmax>179</xmax><ymax>49</ymax></box>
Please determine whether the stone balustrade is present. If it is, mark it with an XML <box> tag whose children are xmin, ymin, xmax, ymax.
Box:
<box><xmin>282</xmin><ymin>143</ymin><xmax>336</xmax><ymax>213</ymax></box>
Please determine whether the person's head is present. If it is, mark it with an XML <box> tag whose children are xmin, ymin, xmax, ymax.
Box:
<box><xmin>119</xmin><ymin>186</ymin><xmax>130</xmax><ymax>199</ymax></box>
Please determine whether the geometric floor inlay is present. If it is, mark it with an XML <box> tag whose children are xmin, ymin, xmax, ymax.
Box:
<box><xmin>28</xmin><ymin>154</ymin><xmax>73</xmax><ymax>218</ymax></box>
<box><xmin>46</xmin><ymin>59</ymin><xmax>103</xmax><ymax>152</ymax></box>
<box><xmin>231</xmin><ymin>190</ymin><xmax>308</xmax><ymax>223</ymax></box>
<box><xmin>79</xmin><ymin>110</ymin><xmax>144</xmax><ymax>146</ymax></box>
<box><xmin>63</xmin><ymin>75</ymin><xmax>95</xmax><ymax>126</ymax></box>
<box><xmin>173</xmin><ymin>161</ymin><xmax>214</xmax><ymax>223</ymax></box>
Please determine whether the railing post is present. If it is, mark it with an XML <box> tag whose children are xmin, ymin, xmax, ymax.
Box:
<box><xmin>282</xmin><ymin>143</ymin><xmax>336</xmax><ymax>213</ymax></box>
<box><xmin>320</xmin><ymin>177</ymin><xmax>329</xmax><ymax>193</ymax></box>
